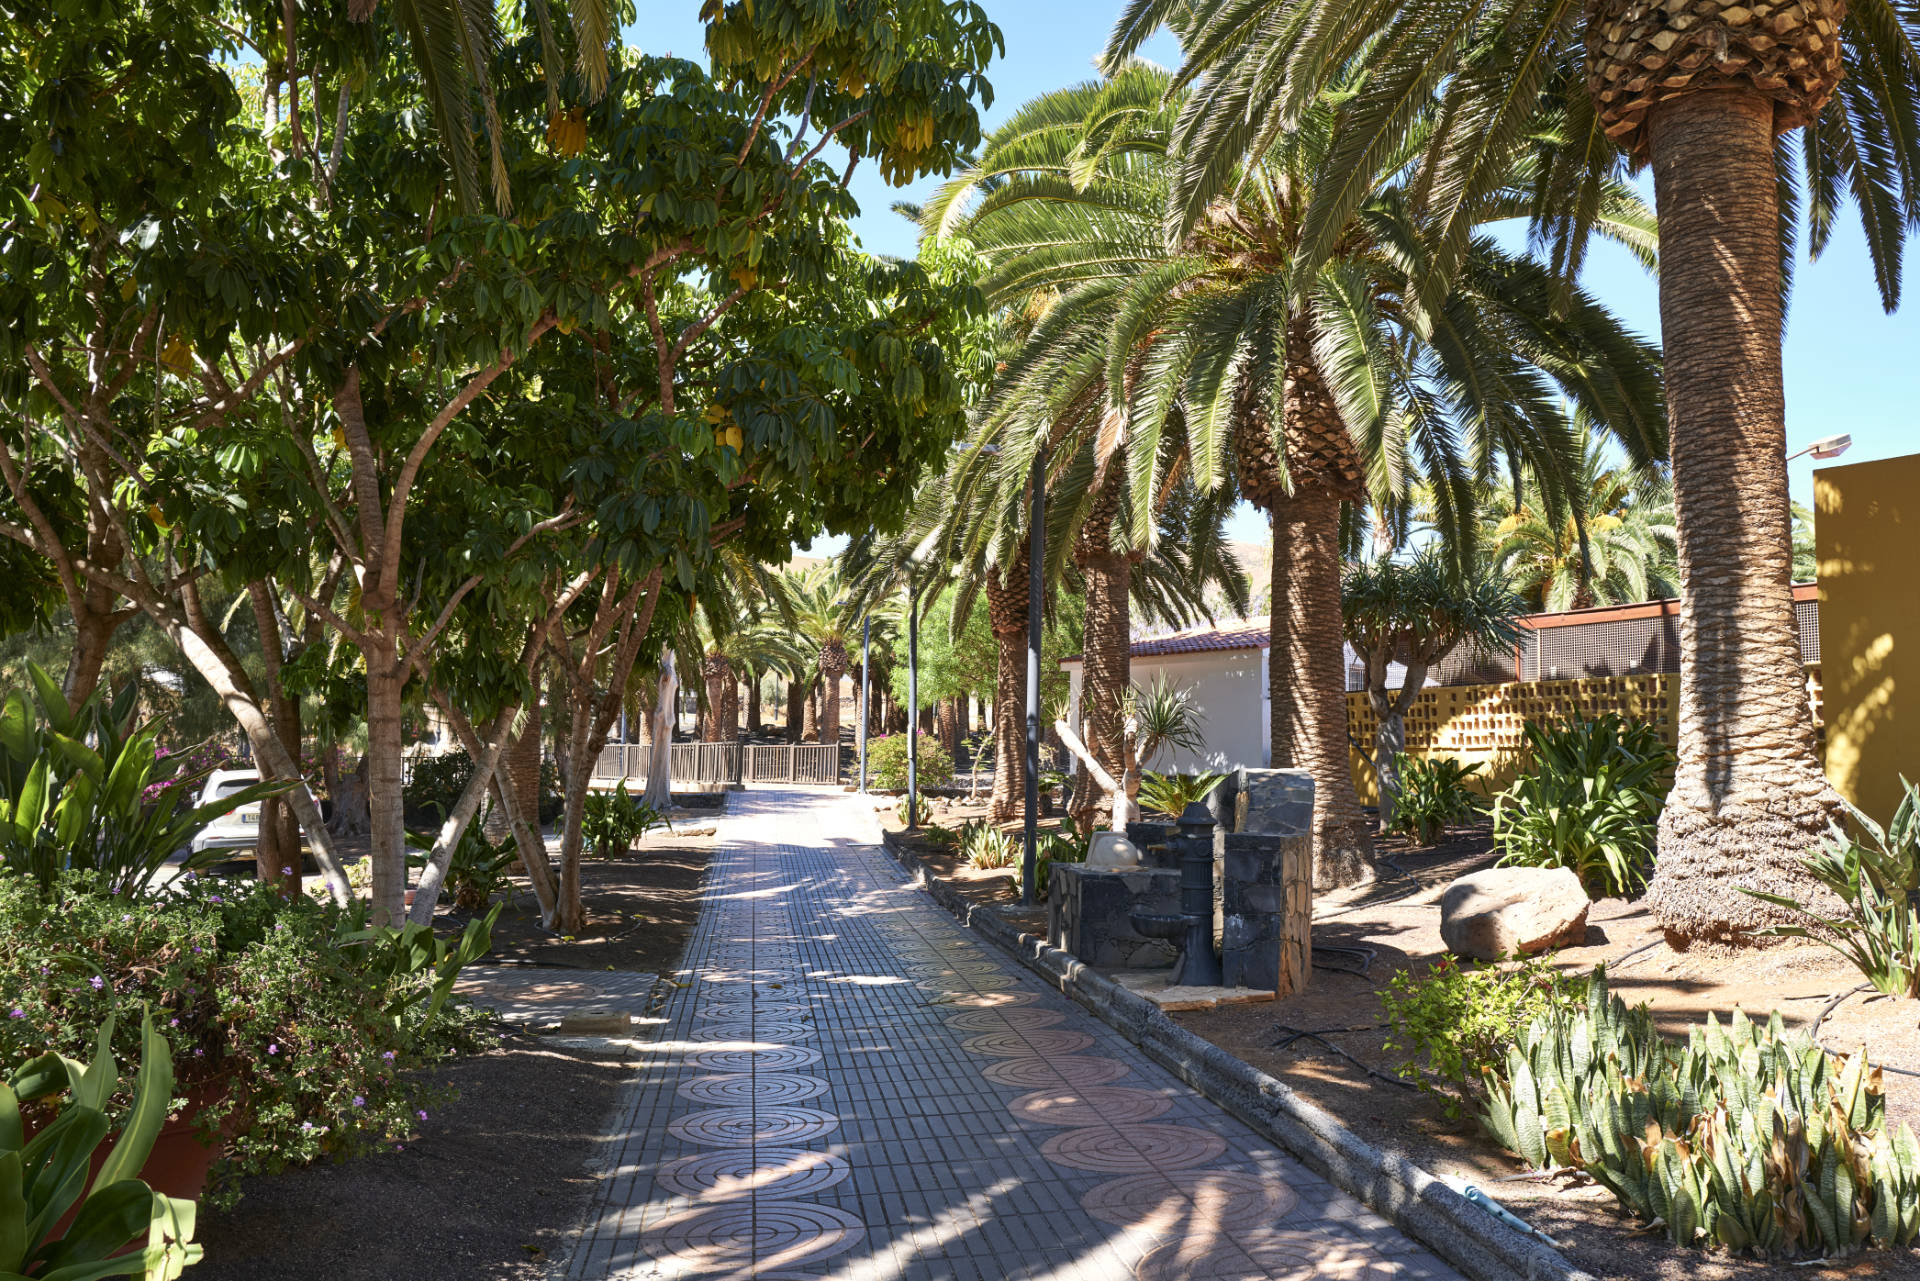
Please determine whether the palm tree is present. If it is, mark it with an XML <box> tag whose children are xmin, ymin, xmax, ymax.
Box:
<box><xmin>1114</xmin><ymin>0</ymin><xmax>1920</xmax><ymax>941</ymax></box>
<box><xmin>924</xmin><ymin>67</ymin><xmax>1664</xmax><ymax>885</ymax></box>
<box><xmin>784</xmin><ymin>566</ymin><xmax>858</xmax><ymax>747</ymax></box>
<box><xmin>1481</xmin><ymin>424</ymin><xmax>1678</xmax><ymax>612</ymax></box>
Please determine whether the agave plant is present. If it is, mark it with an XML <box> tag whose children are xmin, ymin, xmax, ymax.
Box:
<box><xmin>1491</xmin><ymin>714</ymin><xmax>1673</xmax><ymax>897</ymax></box>
<box><xmin>1483</xmin><ymin>971</ymin><xmax>1920</xmax><ymax>1257</ymax></box>
<box><xmin>1742</xmin><ymin>779</ymin><xmax>1920</xmax><ymax>998</ymax></box>
<box><xmin>959</xmin><ymin>819</ymin><xmax>1017</xmax><ymax>870</ymax></box>
<box><xmin>3</xmin><ymin>1007</ymin><xmax>202</xmax><ymax>1279</ymax></box>
<box><xmin>1137</xmin><ymin>771</ymin><xmax>1227</xmax><ymax>819</ymax></box>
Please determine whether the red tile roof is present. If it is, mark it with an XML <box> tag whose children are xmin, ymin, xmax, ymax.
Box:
<box><xmin>1062</xmin><ymin>617</ymin><xmax>1270</xmax><ymax>663</ymax></box>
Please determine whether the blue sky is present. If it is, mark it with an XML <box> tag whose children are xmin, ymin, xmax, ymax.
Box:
<box><xmin>636</xmin><ymin>4</ymin><xmax>1919</xmax><ymax>552</ymax></box>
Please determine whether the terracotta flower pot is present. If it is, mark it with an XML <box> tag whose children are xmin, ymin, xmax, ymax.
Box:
<box><xmin>25</xmin><ymin>1083</ymin><xmax>229</xmax><ymax>1239</ymax></box>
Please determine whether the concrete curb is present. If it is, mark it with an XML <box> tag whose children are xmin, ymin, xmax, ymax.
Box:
<box><xmin>878</xmin><ymin>829</ymin><xmax>1595</xmax><ymax>1281</ymax></box>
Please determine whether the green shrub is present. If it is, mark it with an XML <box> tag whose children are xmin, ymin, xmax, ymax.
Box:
<box><xmin>0</xmin><ymin>874</ymin><xmax>494</xmax><ymax>1207</ymax></box>
<box><xmin>1137</xmin><ymin>771</ymin><xmax>1226</xmax><ymax>819</ymax></box>
<box><xmin>581</xmin><ymin>780</ymin><xmax>667</xmax><ymax>857</ymax></box>
<box><xmin>0</xmin><ymin>667</ymin><xmax>287</xmax><ymax>899</ymax></box>
<box><xmin>1020</xmin><ymin>820</ymin><xmax>1087</xmax><ymax>901</ymax></box>
<box><xmin>4</xmin><ymin>1007</ymin><xmax>202</xmax><ymax>1278</ymax></box>
<box><xmin>868</xmin><ymin>734</ymin><xmax>952</xmax><ymax>793</ymax></box>
<box><xmin>1483</xmin><ymin>971</ymin><xmax>1920</xmax><ymax>1257</ymax></box>
<box><xmin>959</xmin><ymin>819</ymin><xmax>1016</xmax><ymax>869</ymax></box>
<box><xmin>443</xmin><ymin>825</ymin><xmax>518</xmax><ymax>912</ymax></box>
<box><xmin>1491</xmin><ymin>713</ymin><xmax>1672</xmax><ymax>897</ymax></box>
<box><xmin>1379</xmin><ymin>954</ymin><xmax>1583</xmax><ymax>1115</ymax></box>
<box><xmin>1386</xmin><ymin>755</ymin><xmax>1483</xmax><ymax>844</ymax></box>
<box><xmin>1743</xmin><ymin>778</ymin><xmax>1920</xmax><ymax>997</ymax></box>
<box><xmin>404</xmin><ymin>750</ymin><xmax>474</xmax><ymax>824</ymax></box>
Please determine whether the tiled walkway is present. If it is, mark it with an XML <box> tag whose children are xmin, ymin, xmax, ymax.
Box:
<box><xmin>567</xmin><ymin>787</ymin><xmax>1461</xmax><ymax>1280</ymax></box>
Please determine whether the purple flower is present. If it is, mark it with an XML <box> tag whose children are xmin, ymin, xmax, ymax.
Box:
<box><xmin>282</xmin><ymin>867</ymin><xmax>292</xmax><ymax>876</ymax></box>
<box><xmin>120</xmin><ymin>914</ymin><xmax>132</xmax><ymax>923</ymax></box>
<box><xmin>192</xmin><ymin>947</ymin><xmax>203</xmax><ymax>954</ymax></box>
<box><xmin>169</xmin><ymin>1018</ymin><xmax>180</xmax><ymax>1027</ymax></box>
<box><xmin>268</xmin><ymin>1044</ymin><xmax>279</xmax><ymax>1055</ymax></box>
<box><xmin>193</xmin><ymin>1049</ymin><xmax>204</xmax><ymax>1057</ymax></box>
<box><xmin>208</xmin><ymin>894</ymin><xmax>223</xmax><ymax>903</ymax></box>
<box><xmin>88</xmin><ymin>976</ymin><xmax>104</xmax><ymax>991</ymax></box>
<box><xmin>351</xmin><ymin>1095</ymin><xmax>366</xmax><ymax>1107</ymax></box>
<box><xmin>381</xmin><ymin>1051</ymin><xmax>395</xmax><ymax>1061</ymax></box>
<box><xmin>416</xmin><ymin>1109</ymin><xmax>428</xmax><ymax>1121</ymax></box>
<box><xmin>8</xmin><ymin>1008</ymin><xmax>23</xmax><ymax>1019</ymax></box>
<box><xmin>302</xmin><ymin>1121</ymin><xmax>314</xmax><ymax>1131</ymax></box>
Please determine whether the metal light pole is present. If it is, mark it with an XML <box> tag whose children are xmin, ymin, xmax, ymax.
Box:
<box><xmin>907</xmin><ymin>582</ymin><xmax>920</xmax><ymax>829</ymax></box>
<box><xmin>858</xmin><ymin>613</ymin><xmax>871</xmax><ymax>792</ymax></box>
<box><xmin>1022</xmin><ymin>445</ymin><xmax>1047</xmax><ymax>906</ymax></box>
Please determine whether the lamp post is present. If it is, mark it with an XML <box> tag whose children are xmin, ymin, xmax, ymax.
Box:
<box><xmin>1022</xmin><ymin>444</ymin><xmax>1046</xmax><ymax>906</ymax></box>
<box><xmin>858</xmin><ymin>612</ymin><xmax>871</xmax><ymax>792</ymax></box>
<box><xmin>906</xmin><ymin>580</ymin><xmax>920</xmax><ymax>829</ymax></box>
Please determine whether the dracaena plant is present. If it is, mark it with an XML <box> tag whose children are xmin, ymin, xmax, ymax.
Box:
<box><xmin>0</xmin><ymin>664</ymin><xmax>288</xmax><ymax>900</ymax></box>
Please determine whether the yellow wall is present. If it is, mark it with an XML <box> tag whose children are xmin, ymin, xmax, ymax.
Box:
<box><xmin>1818</xmin><ymin>452</ymin><xmax>1920</xmax><ymax>824</ymax></box>
<box><xmin>1345</xmin><ymin>666</ymin><xmax>1825</xmax><ymax>807</ymax></box>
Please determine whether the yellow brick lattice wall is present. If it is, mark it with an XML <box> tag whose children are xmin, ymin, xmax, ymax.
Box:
<box><xmin>1346</xmin><ymin>667</ymin><xmax>1824</xmax><ymax>806</ymax></box>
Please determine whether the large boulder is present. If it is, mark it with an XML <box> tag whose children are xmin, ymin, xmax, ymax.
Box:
<box><xmin>1439</xmin><ymin>867</ymin><xmax>1591</xmax><ymax>961</ymax></box>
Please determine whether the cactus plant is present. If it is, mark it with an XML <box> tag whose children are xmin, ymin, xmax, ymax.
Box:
<box><xmin>1482</xmin><ymin>970</ymin><xmax>1920</xmax><ymax>1257</ymax></box>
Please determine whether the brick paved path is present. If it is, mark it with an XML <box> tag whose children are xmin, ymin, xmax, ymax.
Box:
<box><xmin>567</xmin><ymin>787</ymin><xmax>1461</xmax><ymax>1281</ymax></box>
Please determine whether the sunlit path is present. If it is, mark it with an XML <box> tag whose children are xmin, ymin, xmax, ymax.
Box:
<box><xmin>567</xmin><ymin>787</ymin><xmax>1460</xmax><ymax>1281</ymax></box>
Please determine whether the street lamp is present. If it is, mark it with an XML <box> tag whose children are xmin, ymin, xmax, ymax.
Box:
<box><xmin>858</xmin><ymin>612</ymin><xmax>870</xmax><ymax>792</ymax></box>
<box><xmin>1787</xmin><ymin>433</ymin><xmax>1852</xmax><ymax>463</ymax></box>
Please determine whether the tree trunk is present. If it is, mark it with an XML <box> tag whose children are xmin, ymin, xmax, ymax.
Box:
<box><xmin>1282</xmin><ymin>489</ymin><xmax>1375</xmax><ymax>887</ymax></box>
<box><xmin>1641</xmin><ymin>91</ymin><xmax>1844</xmax><ymax>943</ymax></box>
<box><xmin>721</xmin><ymin>673</ymin><xmax>739</xmax><ymax>743</ymax></box>
<box><xmin>1073</xmin><ymin>474</ymin><xmax>1131</xmax><ymax>832</ymax></box>
<box><xmin>745</xmin><ymin>673</ymin><xmax>762</xmax><ymax>733</ymax></box>
<box><xmin>818</xmin><ymin>649</ymin><xmax>847</xmax><ymax>746</ymax></box>
<box><xmin>803</xmin><ymin>678</ymin><xmax>820</xmax><ymax>742</ymax></box>
<box><xmin>247</xmin><ymin>582</ymin><xmax>301</xmax><ymax>896</ymax></box>
<box><xmin>64</xmin><ymin>602</ymin><xmax>120</xmax><ymax>712</ymax></box>
<box><xmin>786</xmin><ymin>676</ymin><xmax>806</xmax><ymax>743</ymax></box>
<box><xmin>364</xmin><ymin>652</ymin><xmax>409</xmax><ymax>926</ymax></box>
<box><xmin>641</xmin><ymin>652</ymin><xmax>678</xmax><ymax>810</ymax></box>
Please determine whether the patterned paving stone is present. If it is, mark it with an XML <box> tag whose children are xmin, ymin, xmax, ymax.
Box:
<box><xmin>675</xmin><ymin>1072</ymin><xmax>828</xmax><ymax>1106</ymax></box>
<box><xmin>982</xmin><ymin>1054</ymin><xmax>1135</xmax><ymax>1088</ymax></box>
<box><xmin>563</xmin><ymin>787</ymin><xmax>1461</xmax><ymax>1281</ymax></box>
<box><xmin>942</xmin><ymin>1007</ymin><xmax>1067</xmax><ymax>1031</ymax></box>
<box><xmin>667</xmin><ymin>1105</ymin><xmax>839</xmax><ymax>1147</ymax></box>
<box><xmin>1041</xmin><ymin>1123</ymin><xmax>1232</xmax><ymax>1173</ymax></box>
<box><xmin>1081</xmin><ymin>1168</ymin><xmax>1300</xmax><ymax>1232</ymax></box>
<box><xmin>1010</xmin><ymin>1085</ymin><xmax>1174</xmax><ymax>1126</ymax></box>
<box><xmin>654</xmin><ymin>1147</ymin><xmax>852</xmax><ymax>1201</ymax></box>
<box><xmin>959</xmin><ymin>1028</ymin><xmax>1096</xmax><ymax>1057</ymax></box>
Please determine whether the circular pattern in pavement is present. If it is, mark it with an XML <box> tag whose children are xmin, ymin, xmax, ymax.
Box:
<box><xmin>960</xmin><ymin>1029</ymin><xmax>1095</xmax><ymax>1058</ymax></box>
<box><xmin>655</xmin><ymin>1146</ymin><xmax>851</xmax><ymax>1201</ymax></box>
<box><xmin>1080</xmin><ymin>1168</ymin><xmax>1299</xmax><ymax>1232</ymax></box>
<box><xmin>642</xmin><ymin>1200</ymin><xmax>865</xmax><ymax>1272</ymax></box>
<box><xmin>687</xmin><ymin>1021</ymin><xmax>813</xmax><ymax>1043</ymax></box>
<box><xmin>925</xmin><ymin>990</ymin><xmax>1036</xmax><ymax>1008</ymax></box>
<box><xmin>1040</xmin><ymin>1123</ymin><xmax>1230</xmax><ymax>1173</ymax></box>
<box><xmin>918</xmin><ymin>975</ymin><xmax>1017</xmax><ymax>992</ymax></box>
<box><xmin>1009</xmin><ymin>1085</ymin><xmax>1173</xmax><ymax>1127</ymax></box>
<box><xmin>1132</xmin><ymin>1229</ymin><xmax>1398</xmax><ymax>1281</ymax></box>
<box><xmin>668</xmin><ymin>1105</ymin><xmax>840</xmax><ymax>1147</ymax></box>
<box><xmin>685</xmin><ymin>1044</ymin><xmax>823</xmax><ymax>1072</ymax></box>
<box><xmin>694</xmin><ymin>1001</ymin><xmax>809</xmax><ymax>1020</ymax></box>
<box><xmin>908</xmin><ymin>961</ymin><xmax>1005</xmax><ymax>979</ymax></box>
<box><xmin>677</xmin><ymin>1072</ymin><xmax>828</xmax><ymax>1106</ymax></box>
<box><xmin>982</xmin><ymin>1055</ymin><xmax>1132</xmax><ymax>1088</ymax></box>
<box><xmin>943</xmin><ymin>1008</ymin><xmax>1065</xmax><ymax>1032</ymax></box>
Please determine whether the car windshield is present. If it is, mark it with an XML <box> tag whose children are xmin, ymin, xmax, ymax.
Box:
<box><xmin>213</xmin><ymin>778</ymin><xmax>259</xmax><ymax>799</ymax></box>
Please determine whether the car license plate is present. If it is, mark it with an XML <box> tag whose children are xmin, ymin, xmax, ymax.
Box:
<box><xmin>240</xmin><ymin>811</ymin><xmax>258</xmax><ymax>825</ymax></box>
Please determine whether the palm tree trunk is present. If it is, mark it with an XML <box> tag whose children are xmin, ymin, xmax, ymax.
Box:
<box><xmin>1641</xmin><ymin>91</ymin><xmax>1844</xmax><ymax>943</ymax></box>
<box><xmin>986</xmin><ymin>553</ymin><xmax>1030</xmax><ymax>823</ymax></box>
<box><xmin>1074</xmin><ymin>478</ymin><xmax>1131</xmax><ymax>831</ymax></box>
<box><xmin>819</xmin><ymin>659</ymin><xmax>846</xmax><ymax>745</ymax></box>
<box><xmin>1281</xmin><ymin>488</ymin><xmax>1374</xmax><ymax>887</ymax></box>
<box><xmin>745</xmin><ymin>673</ymin><xmax>762</xmax><ymax>734</ymax></box>
<box><xmin>785</xmin><ymin>676</ymin><xmax>805</xmax><ymax>743</ymax></box>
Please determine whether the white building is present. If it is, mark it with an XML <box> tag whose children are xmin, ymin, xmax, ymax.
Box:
<box><xmin>1059</xmin><ymin>618</ymin><xmax>1401</xmax><ymax>773</ymax></box>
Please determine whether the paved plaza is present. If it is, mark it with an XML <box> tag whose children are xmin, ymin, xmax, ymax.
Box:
<box><xmin>563</xmin><ymin>788</ymin><xmax>1462</xmax><ymax>1280</ymax></box>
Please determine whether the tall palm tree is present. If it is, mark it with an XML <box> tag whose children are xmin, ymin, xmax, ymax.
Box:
<box><xmin>784</xmin><ymin>565</ymin><xmax>858</xmax><ymax>747</ymax></box>
<box><xmin>1481</xmin><ymin>423</ymin><xmax>1678</xmax><ymax>612</ymax></box>
<box><xmin>924</xmin><ymin>67</ymin><xmax>1664</xmax><ymax>885</ymax></box>
<box><xmin>1110</xmin><ymin>0</ymin><xmax>1920</xmax><ymax>940</ymax></box>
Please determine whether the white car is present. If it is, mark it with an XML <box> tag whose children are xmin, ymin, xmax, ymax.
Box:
<box><xmin>188</xmin><ymin>768</ymin><xmax>265</xmax><ymax>855</ymax></box>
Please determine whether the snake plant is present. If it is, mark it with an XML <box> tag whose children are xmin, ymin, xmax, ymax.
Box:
<box><xmin>1483</xmin><ymin>970</ymin><xmax>1920</xmax><ymax>1257</ymax></box>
